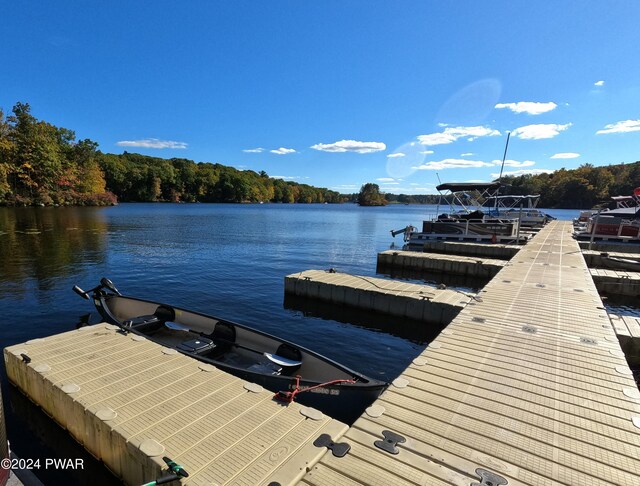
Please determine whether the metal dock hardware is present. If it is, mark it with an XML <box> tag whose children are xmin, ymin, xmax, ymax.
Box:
<box><xmin>521</xmin><ymin>325</ymin><xmax>537</xmax><ymax>334</ymax></box>
<box><xmin>374</xmin><ymin>430</ymin><xmax>406</xmax><ymax>454</ymax></box>
<box><xmin>471</xmin><ymin>468</ymin><xmax>508</xmax><ymax>486</ymax></box>
<box><xmin>580</xmin><ymin>337</ymin><xmax>598</xmax><ymax>345</ymax></box>
<box><xmin>313</xmin><ymin>433</ymin><xmax>350</xmax><ymax>457</ymax></box>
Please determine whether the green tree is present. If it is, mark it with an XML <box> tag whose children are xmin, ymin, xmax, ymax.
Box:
<box><xmin>357</xmin><ymin>183</ymin><xmax>387</xmax><ymax>206</ymax></box>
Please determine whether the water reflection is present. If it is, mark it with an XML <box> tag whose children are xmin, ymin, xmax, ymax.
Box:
<box><xmin>0</xmin><ymin>208</ymin><xmax>107</xmax><ymax>298</ymax></box>
<box><xmin>284</xmin><ymin>294</ymin><xmax>446</xmax><ymax>344</ymax></box>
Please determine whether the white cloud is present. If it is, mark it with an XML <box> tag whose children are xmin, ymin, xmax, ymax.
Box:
<box><xmin>551</xmin><ymin>152</ymin><xmax>580</xmax><ymax>159</ymax></box>
<box><xmin>460</xmin><ymin>152</ymin><xmax>474</xmax><ymax>157</ymax></box>
<box><xmin>419</xmin><ymin>150</ymin><xmax>434</xmax><ymax>155</ymax></box>
<box><xmin>243</xmin><ymin>147</ymin><xmax>265</xmax><ymax>153</ymax></box>
<box><xmin>270</xmin><ymin>147</ymin><xmax>296</xmax><ymax>155</ymax></box>
<box><xmin>381</xmin><ymin>182</ymin><xmax>400</xmax><ymax>185</ymax></box>
<box><xmin>490</xmin><ymin>168</ymin><xmax>555</xmax><ymax>177</ymax></box>
<box><xmin>414</xmin><ymin>157</ymin><xmax>535</xmax><ymax>171</ymax></box>
<box><xmin>310</xmin><ymin>140</ymin><xmax>386</xmax><ymax>153</ymax></box>
<box><xmin>414</xmin><ymin>159</ymin><xmax>495</xmax><ymax>170</ymax></box>
<box><xmin>417</xmin><ymin>125</ymin><xmax>500</xmax><ymax>146</ymax></box>
<box><xmin>499</xmin><ymin>159</ymin><xmax>536</xmax><ymax>167</ymax></box>
<box><xmin>376</xmin><ymin>177</ymin><xmax>396</xmax><ymax>182</ymax></box>
<box><xmin>271</xmin><ymin>175</ymin><xmax>300</xmax><ymax>180</ymax></box>
<box><xmin>386</xmin><ymin>153</ymin><xmax>405</xmax><ymax>158</ymax></box>
<box><xmin>594</xmin><ymin>80</ymin><xmax>605</xmax><ymax>86</ymax></box>
<box><xmin>596</xmin><ymin>119</ymin><xmax>640</xmax><ymax>135</ymax></box>
<box><xmin>494</xmin><ymin>101</ymin><xmax>557</xmax><ymax>115</ymax></box>
<box><xmin>512</xmin><ymin>123</ymin><xmax>571</xmax><ymax>140</ymax></box>
<box><xmin>116</xmin><ymin>138</ymin><xmax>187</xmax><ymax>149</ymax></box>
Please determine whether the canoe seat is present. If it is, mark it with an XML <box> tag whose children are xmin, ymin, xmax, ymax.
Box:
<box><xmin>267</xmin><ymin>343</ymin><xmax>302</xmax><ymax>374</ymax></box>
<box><xmin>264</xmin><ymin>353</ymin><xmax>302</xmax><ymax>368</ymax></box>
<box><xmin>122</xmin><ymin>314</ymin><xmax>161</xmax><ymax>333</ymax></box>
<box><xmin>123</xmin><ymin>305</ymin><xmax>175</xmax><ymax>334</ymax></box>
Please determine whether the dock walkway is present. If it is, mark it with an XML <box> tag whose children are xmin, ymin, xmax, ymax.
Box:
<box><xmin>302</xmin><ymin>221</ymin><xmax>640</xmax><ymax>486</ymax></box>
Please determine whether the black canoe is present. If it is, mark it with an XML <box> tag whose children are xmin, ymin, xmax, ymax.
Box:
<box><xmin>74</xmin><ymin>279</ymin><xmax>388</xmax><ymax>423</ymax></box>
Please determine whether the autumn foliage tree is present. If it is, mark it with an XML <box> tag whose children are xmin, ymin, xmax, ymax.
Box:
<box><xmin>0</xmin><ymin>102</ymin><xmax>115</xmax><ymax>206</ymax></box>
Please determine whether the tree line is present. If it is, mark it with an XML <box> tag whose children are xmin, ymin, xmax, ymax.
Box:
<box><xmin>0</xmin><ymin>102</ymin><xmax>343</xmax><ymax>206</ymax></box>
<box><xmin>1</xmin><ymin>102</ymin><xmax>638</xmax><ymax>208</ymax></box>
<box><xmin>498</xmin><ymin>162</ymin><xmax>640</xmax><ymax>209</ymax></box>
<box><xmin>349</xmin><ymin>162</ymin><xmax>640</xmax><ymax>209</ymax></box>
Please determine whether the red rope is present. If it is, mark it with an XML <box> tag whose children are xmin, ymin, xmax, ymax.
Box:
<box><xmin>274</xmin><ymin>375</ymin><xmax>356</xmax><ymax>403</ymax></box>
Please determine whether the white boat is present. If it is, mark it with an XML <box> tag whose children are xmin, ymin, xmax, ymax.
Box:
<box><xmin>574</xmin><ymin>189</ymin><xmax>640</xmax><ymax>243</ymax></box>
<box><xmin>482</xmin><ymin>194</ymin><xmax>553</xmax><ymax>227</ymax></box>
<box><xmin>392</xmin><ymin>182</ymin><xmax>528</xmax><ymax>248</ymax></box>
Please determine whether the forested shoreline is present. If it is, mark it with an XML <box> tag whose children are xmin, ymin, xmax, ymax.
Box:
<box><xmin>0</xmin><ymin>103</ymin><xmax>342</xmax><ymax>206</ymax></box>
<box><xmin>378</xmin><ymin>161</ymin><xmax>640</xmax><ymax>209</ymax></box>
<box><xmin>1</xmin><ymin>102</ymin><xmax>638</xmax><ymax>209</ymax></box>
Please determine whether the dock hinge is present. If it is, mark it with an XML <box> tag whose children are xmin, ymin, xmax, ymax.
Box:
<box><xmin>580</xmin><ymin>337</ymin><xmax>598</xmax><ymax>345</ymax></box>
<box><xmin>471</xmin><ymin>468</ymin><xmax>508</xmax><ymax>486</ymax></box>
<box><xmin>313</xmin><ymin>434</ymin><xmax>350</xmax><ymax>457</ymax></box>
<box><xmin>374</xmin><ymin>430</ymin><xmax>406</xmax><ymax>455</ymax></box>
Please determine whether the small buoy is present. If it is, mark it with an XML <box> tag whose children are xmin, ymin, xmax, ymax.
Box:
<box><xmin>437</xmin><ymin>283</ymin><xmax>447</xmax><ymax>290</ymax></box>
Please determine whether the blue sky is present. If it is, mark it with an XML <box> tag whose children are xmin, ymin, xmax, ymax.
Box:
<box><xmin>2</xmin><ymin>1</ymin><xmax>639</xmax><ymax>194</ymax></box>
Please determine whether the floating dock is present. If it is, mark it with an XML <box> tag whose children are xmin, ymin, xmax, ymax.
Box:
<box><xmin>284</xmin><ymin>270</ymin><xmax>469</xmax><ymax>324</ymax></box>
<box><xmin>609</xmin><ymin>313</ymin><xmax>640</xmax><ymax>367</ymax></box>
<box><xmin>582</xmin><ymin>249</ymin><xmax>640</xmax><ymax>267</ymax></box>
<box><xmin>4</xmin><ymin>326</ymin><xmax>347</xmax><ymax>486</ymax></box>
<box><xmin>377</xmin><ymin>250</ymin><xmax>506</xmax><ymax>279</ymax></box>
<box><xmin>579</xmin><ymin>240</ymin><xmax>640</xmax><ymax>254</ymax></box>
<box><xmin>302</xmin><ymin>221</ymin><xmax>640</xmax><ymax>486</ymax></box>
<box><xmin>412</xmin><ymin>240</ymin><xmax>522</xmax><ymax>259</ymax></box>
<box><xmin>590</xmin><ymin>268</ymin><xmax>640</xmax><ymax>297</ymax></box>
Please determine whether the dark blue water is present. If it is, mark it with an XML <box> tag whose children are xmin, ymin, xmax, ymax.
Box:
<box><xmin>0</xmin><ymin>203</ymin><xmax>627</xmax><ymax>484</ymax></box>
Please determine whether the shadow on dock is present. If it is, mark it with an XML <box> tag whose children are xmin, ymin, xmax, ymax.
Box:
<box><xmin>283</xmin><ymin>294</ymin><xmax>447</xmax><ymax>344</ymax></box>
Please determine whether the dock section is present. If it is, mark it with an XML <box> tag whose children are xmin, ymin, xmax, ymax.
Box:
<box><xmin>284</xmin><ymin>270</ymin><xmax>469</xmax><ymax>324</ymax></box>
<box><xmin>582</xmin><ymin>249</ymin><xmax>640</xmax><ymax>267</ymax></box>
<box><xmin>4</xmin><ymin>325</ymin><xmax>347</xmax><ymax>486</ymax></box>
<box><xmin>609</xmin><ymin>313</ymin><xmax>640</xmax><ymax>366</ymax></box>
<box><xmin>303</xmin><ymin>221</ymin><xmax>640</xmax><ymax>486</ymax></box>
<box><xmin>589</xmin><ymin>267</ymin><xmax>640</xmax><ymax>297</ymax></box>
<box><xmin>416</xmin><ymin>240</ymin><xmax>520</xmax><ymax>259</ymax></box>
<box><xmin>377</xmin><ymin>250</ymin><xmax>505</xmax><ymax>279</ymax></box>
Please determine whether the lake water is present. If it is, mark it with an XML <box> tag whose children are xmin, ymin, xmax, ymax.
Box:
<box><xmin>0</xmin><ymin>203</ymin><xmax>636</xmax><ymax>484</ymax></box>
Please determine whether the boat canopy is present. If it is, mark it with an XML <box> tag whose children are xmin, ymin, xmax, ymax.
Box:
<box><xmin>436</xmin><ymin>182</ymin><xmax>501</xmax><ymax>193</ymax></box>
<box><xmin>483</xmin><ymin>194</ymin><xmax>541</xmax><ymax>208</ymax></box>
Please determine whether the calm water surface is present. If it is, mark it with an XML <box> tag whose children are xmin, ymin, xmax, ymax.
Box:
<box><xmin>1</xmin><ymin>203</ymin><xmax>634</xmax><ymax>484</ymax></box>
